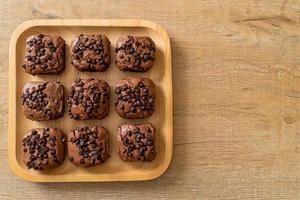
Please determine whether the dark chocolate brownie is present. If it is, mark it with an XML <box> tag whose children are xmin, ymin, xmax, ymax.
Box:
<box><xmin>22</xmin><ymin>128</ymin><xmax>66</xmax><ymax>170</ymax></box>
<box><xmin>68</xmin><ymin>126</ymin><xmax>110</xmax><ymax>168</ymax></box>
<box><xmin>68</xmin><ymin>78</ymin><xmax>110</xmax><ymax>120</ymax></box>
<box><xmin>115</xmin><ymin>36</ymin><xmax>155</xmax><ymax>72</ymax></box>
<box><xmin>22</xmin><ymin>34</ymin><xmax>65</xmax><ymax>75</ymax></box>
<box><xmin>71</xmin><ymin>34</ymin><xmax>111</xmax><ymax>72</ymax></box>
<box><xmin>117</xmin><ymin>123</ymin><xmax>156</xmax><ymax>162</ymax></box>
<box><xmin>114</xmin><ymin>77</ymin><xmax>155</xmax><ymax>119</ymax></box>
<box><xmin>21</xmin><ymin>81</ymin><xmax>64</xmax><ymax>121</ymax></box>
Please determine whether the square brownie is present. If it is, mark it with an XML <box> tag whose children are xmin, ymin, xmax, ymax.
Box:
<box><xmin>114</xmin><ymin>77</ymin><xmax>155</xmax><ymax>119</ymax></box>
<box><xmin>22</xmin><ymin>34</ymin><xmax>65</xmax><ymax>75</ymax></box>
<box><xmin>71</xmin><ymin>34</ymin><xmax>111</xmax><ymax>72</ymax></box>
<box><xmin>21</xmin><ymin>81</ymin><xmax>64</xmax><ymax>121</ymax></box>
<box><xmin>68</xmin><ymin>78</ymin><xmax>110</xmax><ymax>120</ymax></box>
<box><xmin>117</xmin><ymin>123</ymin><xmax>156</xmax><ymax>162</ymax></box>
<box><xmin>22</xmin><ymin>128</ymin><xmax>66</xmax><ymax>170</ymax></box>
<box><xmin>68</xmin><ymin>126</ymin><xmax>110</xmax><ymax>167</ymax></box>
<box><xmin>115</xmin><ymin>36</ymin><xmax>155</xmax><ymax>72</ymax></box>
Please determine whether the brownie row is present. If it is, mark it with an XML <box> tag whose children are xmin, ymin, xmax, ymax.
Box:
<box><xmin>22</xmin><ymin>77</ymin><xmax>155</xmax><ymax>121</ymax></box>
<box><xmin>22</xmin><ymin>124</ymin><xmax>156</xmax><ymax>170</ymax></box>
<box><xmin>22</xmin><ymin>34</ymin><xmax>156</xmax><ymax>74</ymax></box>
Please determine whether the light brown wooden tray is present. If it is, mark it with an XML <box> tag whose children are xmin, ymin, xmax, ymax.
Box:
<box><xmin>8</xmin><ymin>19</ymin><xmax>173</xmax><ymax>182</ymax></box>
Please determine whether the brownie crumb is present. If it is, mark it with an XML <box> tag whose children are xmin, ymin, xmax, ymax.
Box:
<box><xmin>115</xmin><ymin>36</ymin><xmax>155</xmax><ymax>72</ymax></box>
<box><xmin>71</xmin><ymin>34</ymin><xmax>111</xmax><ymax>72</ymax></box>
<box><xmin>115</xmin><ymin>77</ymin><xmax>155</xmax><ymax>119</ymax></box>
<box><xmin>117</xmin><ymin>123</ymin><xmax>156</xmax><ymax>162</ymax></box>
<box><xmin>21</xmin><ymin>81</ymin><xmax>64</xmax><ymax>121</ymax></box>
<box><xmin>68</xmin><ymin>126</ymin><xmax>110</xmax><ymax>167</ymax></box>
<box><xmin>68</xmin><ymin>78</ymin><xmax>110</xmax><ymax>120</ymax></box>
<box><xmin>23</xmin><ymin>34</ymin><xmax>65</xmax><ymax>75</ymax></box>
<box><xmin>22</xmin><ymin>128</ymin><xmax>65</xmax><ymax>170</ymax></box>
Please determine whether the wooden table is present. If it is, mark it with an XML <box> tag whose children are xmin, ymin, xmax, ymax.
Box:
<box><xmin>1</xmin><ymin>0</ymin><xmax>299</xmax><ymax>199</ymax></box>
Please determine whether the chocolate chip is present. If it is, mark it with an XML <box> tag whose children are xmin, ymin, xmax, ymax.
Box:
<box><xmin>115</xmin><ymin>87</ymin><xmax>121</xmax><ymax>94</ymax></box>
<box><xmin>79</xmin><ymin>141</ymin><xmax>84</xmax><ymax>147</ymax></box>
<box><xmin>51</xmin><ymin>149</ymin><xmax>56</xmax><ymax>155</ymax></box>
<box><xmin>128</xmin><ymin>131</ymin><xmax>133</xmax><ymax>137</ymax></box>
<box><xmin>129</xmin><ymin>48</ymin><xmax>134</xmax><ymax>53</ymax></box>
<box><xmin>125</xmin><ymin>57</ymin><xmax>131</xmax><ymax>62</ymax></box>
<box><xmin>37</xmin><ymin>34</ymin><xmax>44</xmax><ymax>39</ymax></box>
<box><xmin>138</xmin><ymin>82</ymin><xmax>144</xmax><ymax>87</ymax></box>
<box><xmin>130</xmin><ymin>107</ymin><xmax>137</xmax><ymax>113</ymax></box>
<box><xmin>143</xmin><ymin>54</ymin><xmax>149</xmax><ymax>62</ymax></box>
<box><xmin>74</xmin><ymin>46</ymin><xmax>79</xmax><ymax>52</ymax></box>
<box><xmin>147</xmin><ymin>140</ymin><xmax>153</xmax><ymax>146</ymax></box>
<box><xmin>148</xmin><ymin>98</ymin><xmax>154</xmax><ymax>104</ymax></box>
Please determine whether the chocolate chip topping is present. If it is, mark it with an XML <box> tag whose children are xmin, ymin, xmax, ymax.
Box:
<box><xmin>22</xmin><ymin>83</ymin><xmax>48</xmax><ymax>111</ymax></box>
<box><xmin>117</xmin><ymin>123</ymin><xmax>156</xmax><ymax>162</ymax></box>
<box><xmin>22</xmin><ymin>81</ymin><xmax>65</xmax><ymax>121</ymax></box>
<box><xmin>68</xmin><ymin>126</ymin><xmax>110</xmax><ymax>167</ymax></box>
<box><xmin>115</xmin><ymin>36</ymin><xmax>155</xmax><ymax>72</ymax></box>
<box><xmin>68</xmin><ymin>78</ymin><xmax>110</xmax><ymax>120</ymax></box>
<box><xmin>22</xmin><ymin>128</ymin><xmax>65</xmax><ymax>170</ymax></box>
<box><xmin>23</xmin><ymin>34</ymin><xmax>65</xmax><ymax>75</ymax></box>
<box><xmin>115</xmin><ymin>77</ymin><xmax>155</xmax><ymax>119</ymax></box>
<box><xmin>71</xmin><ymin>34</ymin><xmax>111</xmax><ymax>72</ymax></box>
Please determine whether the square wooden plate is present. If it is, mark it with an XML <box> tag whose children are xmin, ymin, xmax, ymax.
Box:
<box><xmin>8</xmin><ymin>19</ymin><xmax>173</xmax><ymax>182</ymax></box>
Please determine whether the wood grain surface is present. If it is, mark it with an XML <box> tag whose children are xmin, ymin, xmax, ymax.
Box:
<box><xmin>1</xmin><ymin>0</ymin><xmax>300</xmax><ymax>199</ymax></box>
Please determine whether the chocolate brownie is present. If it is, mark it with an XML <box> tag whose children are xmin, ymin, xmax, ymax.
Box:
<box><xmin>22</xmin><ymin>128</ymin><xmax>66</xmax><ymax>170</ymax></box>
<box><xmin>115</xmin><ymin>77</ymin><xmax>155</xmax><ymax>119</ymax></box>
<box><xmin>71</xmin><ymin>34</ymin><xmax>111</xmax><ymax>72</ymax></box>
<box><xmin>68</xmin><ymin>78</ymin><xmax>110</xmax><ymax>120</ymax></box>
<box><xmin>68</xmin><ymin>126</ymin><xmax>110</xmax><ymax>167</ymax></box>
<box><xmin>22</xmin><ymin>34</ymin><xmax>65</xmax><ymax>75</ymax></box>
<box><xmin>117</xmin><ymin>123</ymin><xmax>156</xmax><ymax>162</ymax></box>
<box><xmin>21</xmin><ymin>81</ymin><xmax>64</xmax><ymax>121</ymax></box>
<box><xmin>115</xmin><ymin>36</ymin><xmax>155</xmax><ymax>72</ymax></box>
